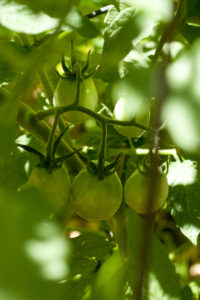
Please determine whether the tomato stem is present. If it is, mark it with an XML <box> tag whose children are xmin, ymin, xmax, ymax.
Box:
<box><xmin>73</xmin><ymin>63</ymin><xmax>81</xmax><ymax>106</ymax></box>
<box><xmin>70</xmin><ymin>40</ymin><xmax>76</xmax><ymax>72</ymax></box>
<box><xmin>17</xmin><ymin>102</ymin><xmax>83</xmax><ymax>172</ymax></box>
<box><xmin>34</xmin><ymin>105</ymin><xmax>153</xmax><ymax>132</ymax></box>
<box><xmin>46</xmin><ymin>111</ymin><xmax>60</xmax><ymax>170</ymax></box>
<box><xmin>97</xmin><ymin>122</ymin><xmax>107</xmax><ymax>179</ymax></box>
<box><xmin>38</xmin><ymin>68</ymin><xmax>54</xmax><ymax>106</ymax></box>
<box><xmin>82</xmin><ymin>49</ymin><xmax>91</xmax><ymax>74</ymax></box>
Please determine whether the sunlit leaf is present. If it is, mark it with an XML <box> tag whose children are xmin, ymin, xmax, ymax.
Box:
<box><xmin>162</xmin><ymin>96</ymin><xmax>200</xmax><ymax>153</ymax></box>
<box><xmin>100</xmin><ymin>6</ymin><xmax>139</xmax><ymax>76</ymax></box>
<box><xmin>0</xmin><ymin>1</ymin><xmax>59</xmax><ymax>34</ymax></box>
<box><xmin>167</xmin><ymin>160</ymin><xmax>200</xmax><ymax>244</ymax></box>
<box><xmin>167</xmin><ymin>38</ymin><xmax>200</xmax><ymax>100</ymax></box>
<box><xmin>167</xmin><ymin>160</ymin><xmax>197</xmax><ymax>187</ymax></box>
<box><xmin>7</xmin><ymin>0</ymin><xmax>72</xmax><ymax>18</ymax></box>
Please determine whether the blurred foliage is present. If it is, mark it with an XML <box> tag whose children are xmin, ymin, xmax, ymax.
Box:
<box><xmin>1</xmin><ymin>0</ymin><xmax>200</xmax><ymax>299</ymax></box>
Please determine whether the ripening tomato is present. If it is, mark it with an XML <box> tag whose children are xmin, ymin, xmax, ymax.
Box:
<box><xmin>54</xmin><ymin>77</ymin><xmax>98</xmax><ymax>124</ymax></box>
<box><xmin>22</xmin><ymin>167</ymin><xmax>71</xmax><ymax>212</ymax></box>
<box><xmin>70</xmin><ymin>169</ymin><xmax>123</xmax><ymax>221</ymax></box>
<box><xmin>124</xmin><ymin>169</ymin><xmax>168</xmax><ymax>214</ymax></box>
<box><xmin>113</xmin><ymin>97</ymin><xmax>150</xmax><ymax>137</ymax></box>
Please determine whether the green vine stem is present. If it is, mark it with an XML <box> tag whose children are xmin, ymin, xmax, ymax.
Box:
<box><xmin>34</xmin><ymin>105</ymin><xmax>153</xmax><ymax>132</ymax></box>
<box><xmin>70</xmin><ymin>40</ymin><xmax>76</xmax><ymax>72</ymax></box>
<box><xmin>46</xmin><ymin>111</ymin><xmax>60</xmax><ymax>168</ymax></box>
<box><xmin>17</xmin><ymin>102</ymin><xmax>83</xmax><ymax>172</ymax></box>
<box><xmin>38</xmin><ymin>68</ymin><xmax>54</xmax><ymax>106</ymax></box>
<box><xmin>73</xmin><ymin>63</ymin><xmax>81</xmax><ymax>105</ymax></box>
<box><xmin>97</xmin><ymin>122</ymin><xmax>107</xmax><ymax>179</ymax></box>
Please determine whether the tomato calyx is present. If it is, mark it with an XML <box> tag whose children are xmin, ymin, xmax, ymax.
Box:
<box><xmin>75</xmin><ymin>151</ymin><xmax>121</xmax><ymax>178</ymax></box>
<box><xmin>56</xmin><ymin>43</ymin><xmax>99</xmax><ymax>82</ymax></box>
<box><xmin>16</xmin><ymin>137</ymin><xmax>79</xmax><ymax>173</ymax></box>
<box><xmin>135</xmin><ymin>150</ymin><xmax>170</xmax><ymax>177</ymax></box>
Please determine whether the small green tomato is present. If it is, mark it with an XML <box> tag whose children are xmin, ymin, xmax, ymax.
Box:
<box><xmin>54</xmin><ymin>77</ymin><xmax>98</xmax><ymax>124</ymax></box>
<box><xmin>113</xmin><ymin>97</ymin><xmax>150</xmax><ymax>137</ymax></box>
<box><xmin>22</xmin><ymin>167</ymin><xmax>71</xmax><ymax>212</ymax></box>
<box><xmin>124</xmin><ymin>169</ymin><xmax>168</xmax><ymax>214</ymax></box>
<box><xmin>71</xmin><ymin>169</ymin><xmax>123</xmax><ymax>221</ymax></box>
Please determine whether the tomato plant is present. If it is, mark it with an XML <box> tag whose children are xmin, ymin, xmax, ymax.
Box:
<box><xmin>1</xmin><ymin>1</ymin><xmax>200</xmax><ymax>299</ymax></box>
<box><xmin>54</xmin><ymin>77</ymin><xmax>98</xmax><ymax>124</ymax></box>
<box><xmin>71</xmin><ymin>168</ymin><xmax>122</xmax><ymax>221</ymax></box>
<box><xmin>124</xmin><ymin>169</ymin><xmax>169</xmax><ymax>214</ymax></box>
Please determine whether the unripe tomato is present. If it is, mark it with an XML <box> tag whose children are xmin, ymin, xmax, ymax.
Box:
<box><xmin>54</xmin><ymin>77</ymin><xmax>98</xmax><ymax>124</ymax></box>
<box><xmin>70</xmin><ymin>169</ymin><xmax>123</xmax><ymax>221</ymax></box>
<box><xmin>22</xmin><ymin>167</ymin><xmax>71</xmax><ymax>212</ymax></box>
<box><xmin>124</xmin><ymin>170</ymin><xmax>168</xmax><ymax>214</ymax></box>
<box><xmin>113</xmin><ymin>97</ymin><xmax>150</xmax><ymax>137</ymax></box>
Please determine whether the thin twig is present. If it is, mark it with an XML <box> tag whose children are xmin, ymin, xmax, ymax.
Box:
<box><xmin>86</xmin><ymin>5</ymin><xmax>113</xmax><ymax>19</ymax></box>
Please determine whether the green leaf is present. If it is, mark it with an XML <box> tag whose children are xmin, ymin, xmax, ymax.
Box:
<box><xmin>91</xmin><ymin>250</ymin><xmax>126</xmax><ymax>300</ymax></box>
<box><xmin>131</xmin><ymin>0</ymin><xmax>173</xmax><ymax>23</ymax></box>
<box><xmin>100</xmin><ymin>7</ymin><xmax>139</xmax><ymax>76</ymax></box>
<box><xmin>0</xmin><ymin>147</ymin><xmax>27</xmax><ymax>190</ymax></box>
<box><xmin>0</xmin><ymin>95</ymin><xmax>19</xmax><ymax>160</ymax></box>
<box><xmin>181</xmin><ymin>285</ymin><xmax>195</xmax><ymax>300</ymax></box>
<box><xmin>163</xmin><ymin>39</ymin><xmax>200</xmax><ymax>153</ymax></box>
<box><xmin>180</xmin><ymin>23</ymin><xmax>200</xmax><ymax>43</ymax></box>
<box><xmin>65</xmin><ymin>6</ymin><xmax>99</xmax><ymax>38</ymax></box>
<box><xmin>60</xmin><ymin>276</ymin><xmax>93</xmax><ymax>300</ymax></box>
<box><xmin>69</xmin><ymin>231</ymin><xmax>113</xmax><ymax>277</ymax></box>
<box><xmin>113</xmin><ymin>0</ymin><xmax>173</xmax><ymax>21</ymax></box>
<box><xmin>0</xmin><ymin>41</ymin><xmax>33</xmax><ymax>82</ymax></box>
<box><xmin>162</xmin><ymin>96</ymin><xmax>200</xmax><ymax>153</ymax></box>
<box><xmin>126</xmin><ymin>209</ymin><xmax>181</xmax><ymax>300</ymax></box>
<box><xmin>6</xmin><ymin>0</ymin><xmax>72</xmax><ymax>18</ymax></box>
<box><xmin>166</xmin><ymin>38</ymin><xmax>200</xmax><ymax>100</ymax></box>
<box><xmin>167</xmin><ymin>160</ymin><xmax>200</xmax><ymax>245</ymax></box>
<box><xmin>185</xmin><ymin>0</ymin><xmax>200</xmax><ymax>24</ymax></box>
<box><xmin>0</xmin><ymin>1</ymin><xmax>60</xmax><ymax>34</ymax></box>
<box><xmin>99</xmin><ymin>0</ymin><xmax>172</xmax><ymax>81</ymax></box>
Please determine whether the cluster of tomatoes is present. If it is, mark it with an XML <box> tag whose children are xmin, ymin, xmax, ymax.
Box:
<box><xmin>24</xmin><ymin>161</ymin><xmax>169</xmax><ymax>221</ymax></box>
<box><xmin>23</xmin><ymin>56</ymin><xmax>169</xmax><ymax>221</ymax></box>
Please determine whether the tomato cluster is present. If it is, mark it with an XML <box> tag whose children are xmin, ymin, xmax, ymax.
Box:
<box><xmin>24</xmin><ymin>163</ymin><xmax>168</xmax><ymax>219</ymax></box>
<box><xmin>25</xmin><ymin>54</ymin><xmax>168</xmax><ymax>220</ymax></box>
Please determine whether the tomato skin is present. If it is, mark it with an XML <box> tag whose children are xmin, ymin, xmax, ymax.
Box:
<box><xmin>113</xmin><ymin>98</ymin><xmax>150</xmax><ymax>137</ymax></box>
<box><xmin>71</xmin><ymin>169</ymin><xmax>123</xmax><ymax>221</ymax></box>
<box><xmin>23</xmin><ymin>167</ymin><xmax>71</xmax><ymax>212</ymax></box>
<box><xmin>124</xmin><ymin>170</ymin><xmax>168</xmax><ymax>214</ymax></box>
<box><xmin>54</xmin><ymin>77</ymin><xmax>98</xmax><ymax>124</ymax></box>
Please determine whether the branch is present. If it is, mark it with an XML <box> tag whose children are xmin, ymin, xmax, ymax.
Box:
<box><xmin>17</xmin><ymin>102</ymin><xmax>83</xmax><ymax>173</ymax></box>
<box><xmin>34</xmin><ymin>105</ymin><xmax>153</xmax><ymax>132</ymax></box>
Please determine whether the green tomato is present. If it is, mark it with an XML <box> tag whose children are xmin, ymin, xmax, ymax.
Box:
<box><xmin>124</xmin><ymin>170</ymin><xmax>168</xmax><ymax>214</ymax></box>
<box><xmin>54</xmin><ymin>77</ymin><xmax>98</xmax><ymax>124</ymax></box>
<box><xmin>70</xmin><ymin>169</ymin><xmax>123</xmax><ymax>221</ymax></box>
<box><xmin>113</xmin><ymin>97</ymin><xmax>150</xmax><ymax>137</ymax></box>
<box><xmin>22</xmin><ymin>167</ymin><xmax>71</xmax><ymax>212</ymax></box>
